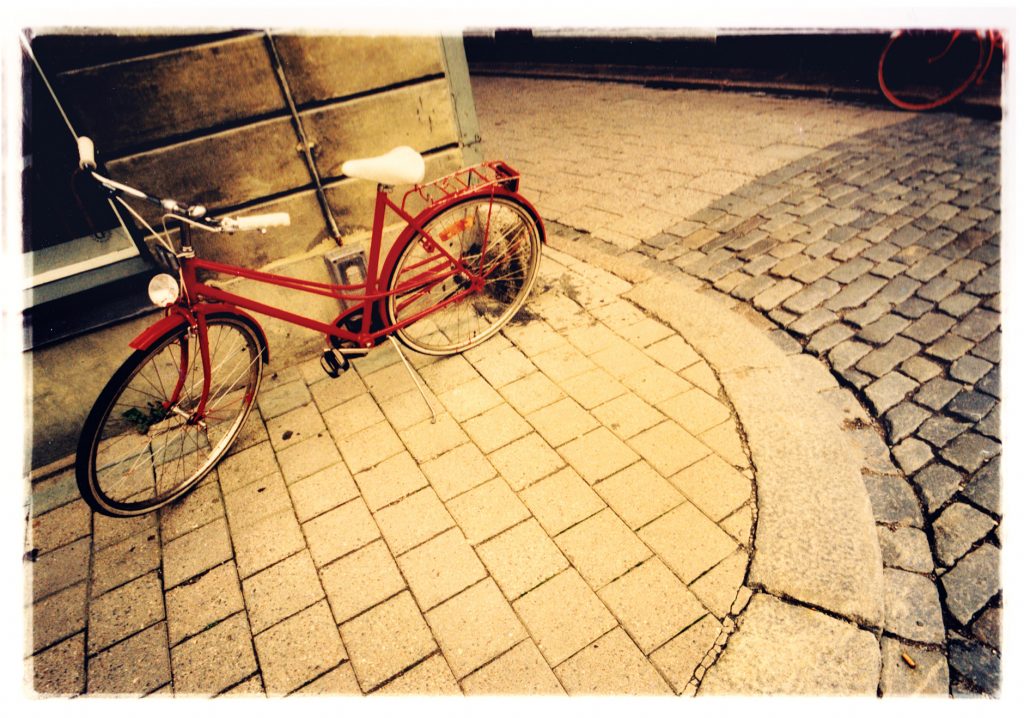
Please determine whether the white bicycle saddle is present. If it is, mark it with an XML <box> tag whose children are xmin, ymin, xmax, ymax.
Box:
<box><xmin>341</xmin><ymin>146</ymin><xmax>425</xmax><ymax>185</ymax></box>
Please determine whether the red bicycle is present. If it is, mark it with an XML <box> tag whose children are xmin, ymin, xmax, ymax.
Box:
<box><xmin>878</xmin><ymin>28</ymin><xmax>1004</xmax><ymax>111</ymax></box>
<box><xmin>73</xmin><ymin>138</ymin><xmax>544</xmax><ymax>517</ymax></box>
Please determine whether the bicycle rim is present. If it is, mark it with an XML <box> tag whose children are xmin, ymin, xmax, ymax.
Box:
<box><xmin>879</xmin><ymin>30</ymin><xmax>986</xmax><ymax>111</ymax></box>
<box><xmin>77</xmin><ymin>315</ymin><xmax>263</xmax><ymax>516</ymax></box>
<box><xmin>387</xmin><ymin>196</ymin><xmax>542</xmax><ymax>355</ymax></box>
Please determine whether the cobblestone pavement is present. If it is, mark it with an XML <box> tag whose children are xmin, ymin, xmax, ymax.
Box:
<box><xmin>474</xmin><ymin>76</ymin><xmax>1001</xmax><ymax>695</ymax></box>
<box><xmin>27</xmin><ymin>250</ymin><xmax>761</xmax><ymax>696</ymax></box>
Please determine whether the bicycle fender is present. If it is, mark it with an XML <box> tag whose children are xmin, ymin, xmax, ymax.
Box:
<box><xmin>378</xmin><ymin>188</ymin><xmax>547</xmax><ymax>287</ymax></box>
<box><xmin>128</xmin><ymin>306</ymin><xmax>271</xmax><ymax>364</ymax></box>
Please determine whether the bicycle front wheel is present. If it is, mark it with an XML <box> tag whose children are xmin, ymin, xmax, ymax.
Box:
<box><xmin>386</xmin><ymin>195</ymin><xmax>542</xmax><ymax>355</ymax></box>
<box><xmin>878</xmin><ymin>30</ymin><xmax>986</xmax><ymax>111</ymax></box>
<box><xmin>76</xmin><ymin>313</ymin><xmax>264</xmax><ymax>517</ymax></box>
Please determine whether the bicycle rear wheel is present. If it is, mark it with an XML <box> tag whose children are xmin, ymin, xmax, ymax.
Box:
<box><xmin>76</xmin><ymin>313</ymin><xmax>264</xmax><ymax>517</ymax></box>
<box><xmin>878</xmin><ymin>30</ymin><xmax>986</xmax><ymax>111</ymax></box>
<box><xmin>386</xmin><ymin>195</ymin><xmax>542</xmax><ymax>355</ymax></box>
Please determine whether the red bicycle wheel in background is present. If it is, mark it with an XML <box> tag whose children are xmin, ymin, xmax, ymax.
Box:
<box><xmin>878</xmin><ymin>29</ymin><xmax>987</xmax><ymax>111</ymax></box>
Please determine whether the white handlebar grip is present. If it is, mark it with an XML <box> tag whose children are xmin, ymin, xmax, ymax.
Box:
<box><xmin>228</xmin><ymin>212</ymin><xmax>292</xmax><ymax>231</ymax></box>
<box><xmin>77</xmin><ymin>136</ymin><xmax>96</xmax><ymax>170</ymax></box>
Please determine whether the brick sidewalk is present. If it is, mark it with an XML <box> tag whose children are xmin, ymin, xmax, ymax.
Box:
<box><xmin>474</xmin><ymin>76</ymin><xmax>1001</xmax><ymax>695</ymax></box>
<box><xmin>27</xmin><ymin>249</ymin><xmax>757</xmax><ymax>695</ymax></box>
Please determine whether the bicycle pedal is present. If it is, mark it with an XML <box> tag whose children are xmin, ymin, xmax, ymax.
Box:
<box><xmin>320</xmin><ymin>349</ymin><xmax>350</xmax><ymax>378</ymax></box>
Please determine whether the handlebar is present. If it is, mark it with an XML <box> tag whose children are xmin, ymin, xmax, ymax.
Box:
<box><xmin>77</xmin><ymin>135</ymin><xmax>290</xmax><ymax>234</ymax></box>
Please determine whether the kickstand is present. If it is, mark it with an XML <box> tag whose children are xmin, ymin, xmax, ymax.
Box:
<box><xmin>388</xmin><ymin>336</ymin><xmax>437</xmax><ymax>424</ymax></box>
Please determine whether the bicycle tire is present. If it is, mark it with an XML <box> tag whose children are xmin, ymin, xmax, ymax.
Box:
<box><xmin>878</xmin><ymin>29</ymin><xmax>986</xmax><ymax>111</ymax></box>
<box><xmin>76</xmin><ymin>313</ymin><xmax>265</xmax><ymax>517</ymax></box>
<box><xmin>386</xmin><ymin>194</ymin><xmax>542</xmax><ymax>355</ymax></box>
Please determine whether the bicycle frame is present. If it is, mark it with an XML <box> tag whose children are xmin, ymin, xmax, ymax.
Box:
<box><xmin>129</xmin><ymin>163</ymin><xmax>542</xmax><ymax>417</ymax></box>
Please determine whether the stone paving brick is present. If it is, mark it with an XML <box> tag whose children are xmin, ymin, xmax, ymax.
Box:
<box><xmin>308</xmin><ymin>370</ymin><xmax>365</xmax><ymax>413</ymax></box>
<box><xmin>524</xmin><ymin>397</ymin><xmax>599</xmax><ymax>447</ymax></box>
<box><xmin>472</xmin><ymin>346</ymin><xmax>538</xmax><ymax>388</ymax></box>
<box><xmin>258</xmin><ymin>380</ymin><xmax>312</xmax><ymax>421</ymax></box>
<box><xmin>240</xmin><ymin>550</ymin><xmax>323</xmax><ymax>635</ymax></box>
<box><xmin>498</xmin><ymin>371</ymin><xmax>565</xmax><ymax>415</ymax></box>
<box><xmin>232</xmin><ymin>508</ymin><xmax>307</xmax><ymax>579</ymax></box>
<box><xmin>426</xmin><ymin>578</ymin><xmax>527</xmax><ymax>679</ymax></box>
<box><xmin>656</xmin><ymin>389</ymin><xmax>731</xmax><ymax>437</ymax></box>
<box><xmin>447</xmin><ymin>478</ymin><xmax>531</xmax><ymax>545</ymax></box>
<box><xmin>883</xmin><ymin>401</ymin><xmax>931</xmax><ymax>444</ymax></box>
<box><xmin>31</xmin><ymin>581</ymin><xmax>86</xmax><ymax>655</ymax></box>
<box><xmin>902</xmin><ymin>312</ymin><xmax>958</xmax><ymax>344</ymax></box>
<box><xmin>519</xmin><ymin>467</ymin><xmax>605</xmax><ymax>537</ymax></box>
<box><xmin>828</xmin><ymin>340</ymin><xmax>872</xmax><ymax>372</ymax></box>
<box><xmin>892</xmin><ymin>437</ymin><xmax>933</xmax><ymax>474</ymax></box>
<box><xmin>373</xmin><ymin>653</ymin><xmax>460</xmax><ymax>695</ymax></box>
<box><xmin>731</xmin><ymin>274</ymin><xmax>776</xmax><ymax>301</ymax></box>
<box><xmin>628</xmin><ymin>420</ymin><xmax>711</xmax><ymax>478</ymax></box>
<box><xmin>689</xmin><ymin>548</ymin><xmax>749</xmax><ymax>619</ymax></box>
<box><xmin>531</xmin><ymin>343</ymin><xmax>598</xmax><ymax>383</ymax></box>
<box><xmin>596</xmin><ymin>462</ymin><xmax>684</xmax><ymax>529</ymax></box>
<box><xmin>894</xmin><ymin>296</ymin><xmax>935</xmax><ymax>319</ymax></box>
<box><xmin>216</xmin><ymin>441</ymin><xmax>278</xmax><ymax>493</ymax></box>
<box><xmin>914</xmin><ymin>377</ymin><xmax>962</xmax><ymax>412</ymax></box>
<box><xmin>513</xmin><ymin>568</ymin><xmax>617</xmax><ymax>666</ymax></box>
<box><xmin>670</xmin><ymin>454</ymin><xmax>752</xmax><ymax>522</ymax></box>
<box><xmin>557</xmin><ymin>427</ymin><xmax>640</xmax><ymax>485</ymax></box>
<box><xmin>254</xmin><ymin>600</ymin><xmax>347</xmax><ymax>695</ymax></box>
<box><xmin>554</xmin><ymin>627</ymin><xmax>672</xmax><ymax>694</ymax></box>
<box><xmin>933</xmin><ymin>502</ymin><xmax>996</xmax><ymax>567</ymax></box>
<box><xmin>941</xmin><ymin>432</ymin><xmax>1000</xmax><ymax>474</ymax></box>
<box><xmin>680</xmin><ymin>361</ymin><xmax>722</xmax><ymax>397</ymax></box>
<box><xmin>877</xmin><ymin>526</ymin><xmax>933</xmax><ymax>573</ymax></box>
<box><xmin>341</xmin><ymin>591</ymin><xmax>436</xmax><ymax>691</ymax></box>
<box><xmin>277</xmin><ymin>433</ymin><xmax>343</xmax><ymax>484</ymax></box>
<box><xmin>555</xmin><ymin>508</ymin><xmax>653</xmax><ymax>589</ymax></box>
<box><xmin>638</xmin><ymin>503</ymin><xmax>738</xmax><ymax>583</ymax></box>
<box><xmin>302</xmin><ymin>498</ymin><xmax>379</xmax><ymax>568</ymax></box>
<box><xmin>650</xmin><ymin>613</ymin><xmax>722</xmax><ymax>694</ymax></box>
<box><xmin>223</xmin><ymin>471</ymin><xmax>291</xmax><ymax>531</ymax></box>
<box><xmin>941</xmin><ymin>543</ymin><xmax>1000</xmax><ymax>626</ymax></box>
<box><xmin>88</xmin><ymin>622</ymin><xmax>170</xmax><ymax>694</ymax></box>
<box><xmin>622</xmin><ymin>362</ymin><xmax>694</xmax><ymax>404</ymax></box>
<box><xmin>418</xmin><ymin>442</ymin><xmax>495</xmax><ymax>502</ymax></box>
<box><xmin>34</xmin><ymin>538</ymin><xmax>90</xmax><ymax>604</ymax></box>
<box><xmin>899</xmin><ymin>356</ymin><xmax>942</xmax><ymax>384</ymax></box>
<box><xmin>31</xmin><ymin>633</ymin><xmax>85</xmax><ymax>695</ymax></box>
<box><xmin>782</xmin><ymin>278</ymin><xmax>841</xmax><ymax>314</ymax></box>
<box><xmin>488</xmin><ymin>432</ymin><xmax>565</xmax><ymax>490</ymax></box>
<box><xmin>791</xmin><ymin>256</ymin><xmax>840</xmax><ymax>283</ymax></box>
<box><xmin>170</xmin><ymin>612</ymin><xmax>256</xmax><ymax>695</ymax></box>
<box><xmin>857</xmin><ymin>337</ymin><xmax>922</xmax><ymax>378</ymax></box>
<box><xmin>156</xmin><ymin>482</ymin><xmax>221</xmax><ymax>544</ymax></box>
<box><xmin>880</xmin><ymin>638</ymin><xmax>950</xmax><ymax>696</ymax></box>
<box><xmin>375</xmin><ymin>487</ymin><xmax>455</xmax><ymax>555</ymax></box>
<box><xmin>266</xmin><ymin>403</ymin><xmax>326</xmax><ymax>452</ymax></box>
<box><xmin>883</xmin><ymin>568</ymin><xmax>945</xmax><ymax>644</ymax></box>
<box><xmin>788</xmin><ymin>307</ymin><xmax>837</xmax><ymax>337</ymax></box>
<box><xmin>962</xmin><ymin>459</ymin><xmax>999</xmax><ymax>514</ymax></box>
<box><xmin>589</xmin><ymin>393</ymin><xmax>663</xmax><ymax>440</ymax></box>
<box><xmin>828</xmin><ymin>257</ymin><xmax>874</xmax><ymax>284</ymax></box>
<box><xmin>644</xmin><ymin>334</ymin><xmax>701</xmax><ymax>372</ymax></box>
<box><xmin>29</xmin><ymin>500</ymin><xmax>90</xmax><ymax>557</ymax></box>
<box><xmin>435</xmin><ymin>376</ymin><xmax>504</xmax><ymax>423</ymax></box>
<box><xmin>599</xmin><ymin>558</ymin><xmax>706</xmax><ymax>653</ymax></box>
<box><xmin>460</xmin><ymin>639</ymin><xmax>564</xmax><ymax>695</ymax></box>
<box><xmin>160</xmin><ymin>515</ymin><xmax>231</xmax><ymax>588</ymax></box>
<box><xmin>824</xmin><ymin>274</ymin><xmax>887</xmax><ymax>311</ymax></box>
<box><xmin>950</xmin><ymin>355</ymin><xmax>994</xmax><ymax>384</ymax></box>
<box><xmin>753</xmin><ymin>278</ymin><xmax>803</xmax><ymax>311</ymax></box>
<box><xmin>164</xmin><ymin>562</ymin><xmax>245</xmax><ymax>647</ymax></box>
<box><xmin>320</xmin><ymin>539</ymin><xmax>405</xmax><ymax>624</ymax></box>
<box><xmin>916</xmin><ymin>415</ymin><xmax>969</xmax><ymax>448</ymax></box>
<box><xmin>698</xmin><ymin>420</ymin><xmax>749</xmax><ymax>468</ymax></box>
<box><xmin>288</xmin><ymin>462</ymin><xmax>358</xmax><ymax>523</ymax></box>
<box><xmin>476</xmin><ymin>520</ymin><xmax>568</xmax><ymax>600</ymax></box>
<box><xmin>858</xmin><ymin>314</ymin><xmax>911</xmax><ymax>345</ymax></box>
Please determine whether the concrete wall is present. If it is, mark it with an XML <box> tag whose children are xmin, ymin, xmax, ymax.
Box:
<box><xmin>27</xmin><ymin>32</ymin><xmax>481</xmax><ymax>469</ymax></box>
